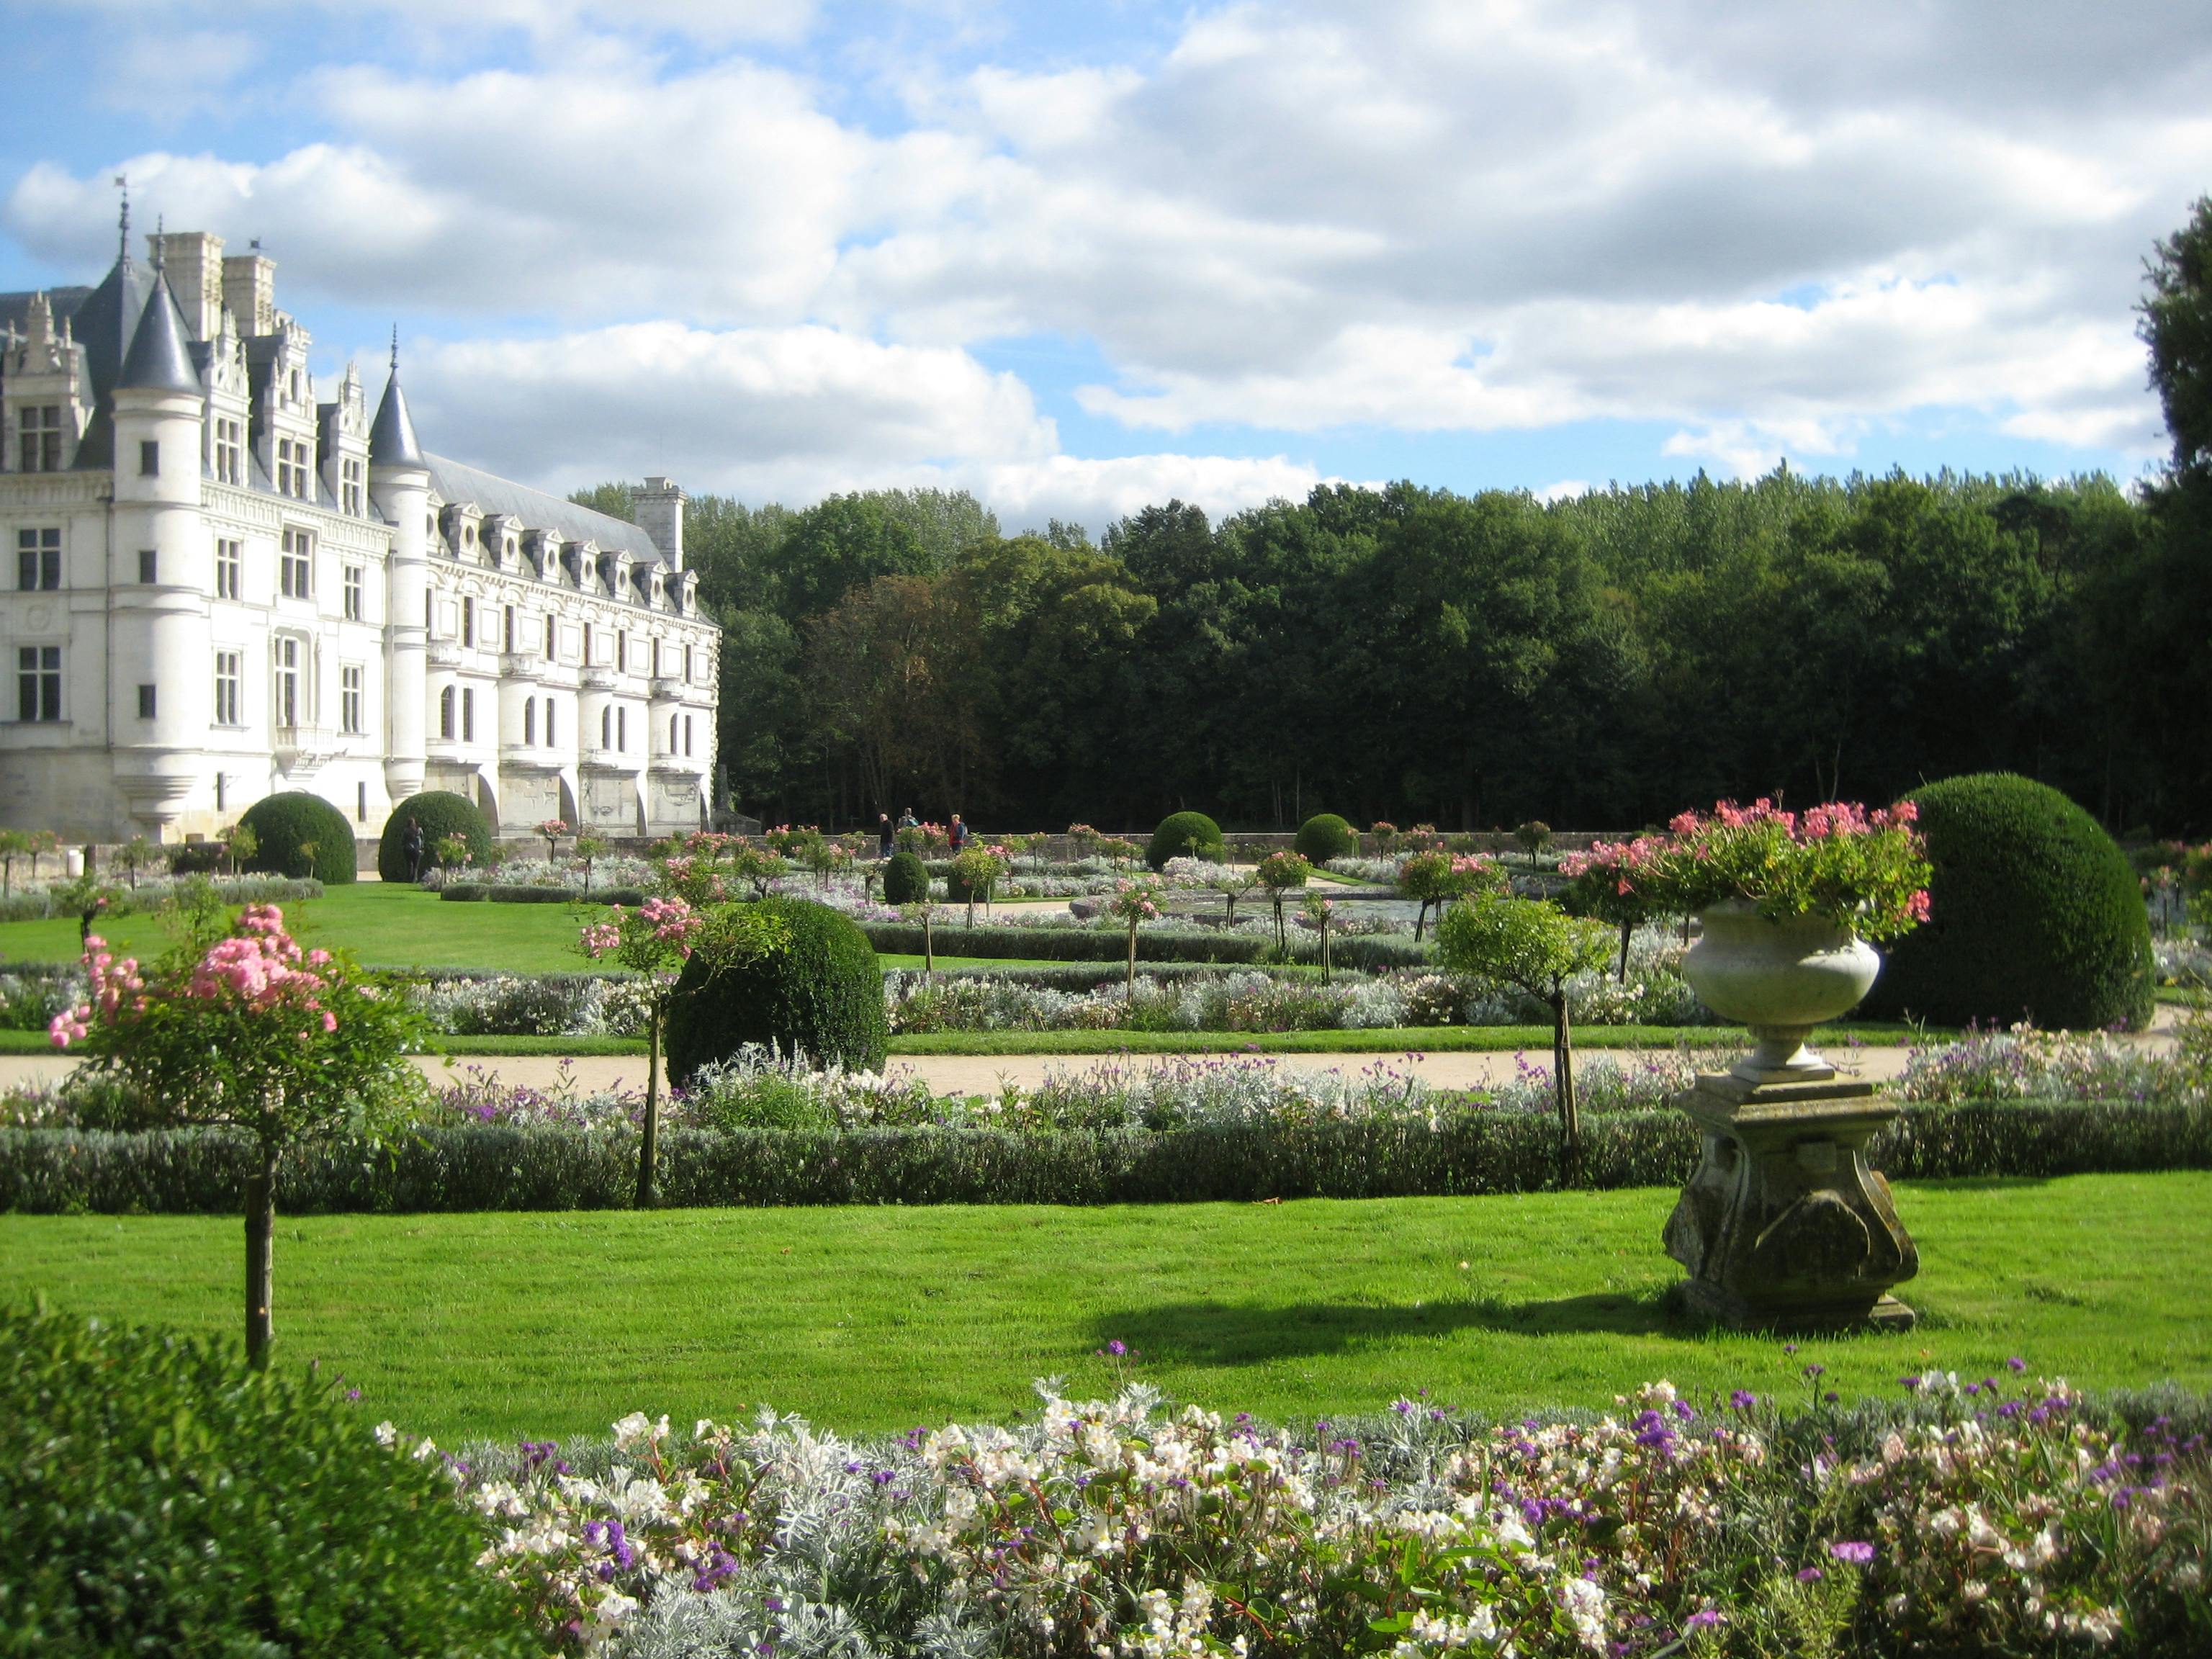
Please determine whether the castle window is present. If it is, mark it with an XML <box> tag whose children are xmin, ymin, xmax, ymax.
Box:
<box><xmin>276</xmin><ymin>438</ymin><xmax>312</xmax><ymax>499</ymax></box>
<box><xmin>617</xmin><ymin>631</ymin><xmax>626</xmax><ymax>673</ymax></box>
<box><xmin>342</xmin><ymin>457</ymin><xmax>365</xmax><ymax>516</ymax></box>
<box><xmin>138</xmin><ymin>549</ymin><xmax>158</xmax><ymax>585</ymax></box>
<box><xmin>280</xmin><ymin>527</ymin><xmax>313</xmax><ymax>598</ymax></box>
<box><xmin>503</xmin><ymin>604</ymin><xmax>515</xmax><ymax>653</ymax></box>
<box><xmin>616</xmin><ymin>706</ymin><xmax>626</xmax><ymax>752</ymax></box>
<box><xmin>439</xmin><ymin>685</ymin><xmax>455</xmax><ymax>739</ymax></box>
<box><xmin>357</xmin><ymin>781</ymin><xmax>367</xmax><ymax>823</ymax></box>
<box><xmin>341</xmin><ymin>665</ymin><xmax>364</xmax><ymax>735</ymax></box>
<box><xmin>17</xmin><ymin>528</ymin><xmax>60</xmax><ymax>591</ymax></box>
<box><xmin>343</xmin><ymin>565</ymin><xmax>364</xmax><ymax>621</ymax></box>
<box><xmin>137</xmin><ymin>684</ymin><xmax>156</xmax><ymax>719</ymax></box>
<box><xmin>462</xmin><ymin>687</ymin><xmax>475</xmax><ymax>742</ymax></box>
<box><xmin>16</xmin><ymin>646</ymin><xmax>60</xmax><ymax>722</ymax></box>
<box><xmin>669</xmin><ymin>712</ymin><xmax>678</xmax><ymax>752</ymax></box>
<box><xmin>544</xmin><ymin>613</ymin><xmax>556</xmax><ymax>658</ymax></box>
<box><xmin>19</xmin><ymin>405</ymin><xmax>63</xmax><ymax>473</ymax></box>
<box><xmin>273</xmin><ymin>637</ymin><xmax>301</xmax><ymax>729</ymax></box>
<box><xmin>462</xmin><ymin>596</ymin><xmax>475</xmax><ymax>647</ymax></box>
<box><xmin>684</xmin><ymin>643</ymin><xmax>694</xmax><ymax>681</ymax></box>
<box><xmin>651</xmin><ymin>638</ymin><xmax>662</xmax><ymax>678</ymax></box>
<box><xmin>216</xmin><ymin>539</ymin><xmax>242</xmax><ymax>600</ymax></box>
<box><xmin>685</xmin><ymin>715</ymin><xmax>694</xmax><ymax>757</ymax></box>
<box><xmin>545</xmin><ymin>698</ymin><xmax>557</xmax><ymax>746</ymax></box>
<box><xmin>214</xmin><ymin>419</ymin><xmax>243</xmax><ymax>485</ymax></box>
<box><xmin>600</xmin><ymin>706</ymin><xmax>611</xmax><ymax>749</ymax></box>
<box><xmin>524</xmin><ymin>697</ymin><xmax>536</xmax><ymax>745</ymax></box>
<box><xmin>214</xmin><ymin>651</ymin><xmax>242</xmax><ymax>726</ymax></box>
<box><xmin>139</xmin><ymin>441</ymin><xmax>159</xmax><ymax>477</ymax></box>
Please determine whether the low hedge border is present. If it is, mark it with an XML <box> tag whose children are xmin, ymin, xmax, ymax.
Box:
<box><xmin>3</xmin><ymin>1099</ymin><xmax>2203</xmax><ymax>1214</ymax></box>
<box><xmin>438</xmin><ymin>884</ymin><xmax>647</xmax><ymax>906</ymax></box>
<box><xmin>860</xmin><ymin>922</ymin><xmax>1431</xmax><ymax>970</ymax></box>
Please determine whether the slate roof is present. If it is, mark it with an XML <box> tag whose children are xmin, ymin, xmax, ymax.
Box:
<box><xmin>117</xmin><ymin>277</ymin><xmax>200</xmax><ymax>394</ymax></box>
<box><xmin>424</xmin><ymin>454</ymin><xmax>665</xmax><ymax>565</ymax></box>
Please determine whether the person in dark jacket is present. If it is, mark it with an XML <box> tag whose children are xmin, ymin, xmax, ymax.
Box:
<box><xmin>948</xmin><ymin>814</ymin><xmax>970</xmax><ymax>851</ymax></box>
<box><xmin>401</xmin><ymin>817</ymin><xmax>426</xmax><ymax>882</ymax></box>
<box><xmin>876</xmin><ymin>812</ymin><xmax>894</xmax><ymax>858</ymax></box>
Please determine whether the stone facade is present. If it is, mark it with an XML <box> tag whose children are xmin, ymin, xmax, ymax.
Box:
<box><xmin>0</xmin><ymin>220</ymin><xmax>718</xmax><ymax>845</ymax></box>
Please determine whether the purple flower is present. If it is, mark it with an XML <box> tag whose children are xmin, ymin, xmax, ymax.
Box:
<box><xmin>1797</xmin><ymin>1566</ymin><xmax>1825</xmax><ymax>1583</ymax></box>
<box><xmin>2007</xmin><ymin>1356</ymin><xmax>2028</xmax><ymax>1372</ymax></box>
<box><xmin>1730</xmin><ymin>1389</ymin><xmax>1757</xmax><ymax>1410</ymax></box>
<box><xmin>1105</xmin><ymin>1339</ymin><xmax>1127</xmax><ymax>1357</ymax></box>
<box><xmin>1686</xmin><ymin>1608</ymin><xmax>1724</xmax><ymax>1630</ymax></box>
<box><xmin>1830</xmin><ymin>1540</ymin><xmax>1876</xmax><ymax>1566</ymax></box>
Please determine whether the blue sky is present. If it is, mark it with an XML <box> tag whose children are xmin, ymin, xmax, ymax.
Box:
<box><xmin>6</xmin><ymin>0</ymin><xmax>2208</xmax><ymax>530</ymax></box>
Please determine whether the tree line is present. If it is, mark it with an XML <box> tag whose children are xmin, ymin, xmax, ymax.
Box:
<box><xmin>575</xmin><ymin>200</ymin><xmax>2212</xmax><ymax>837</ymax></box>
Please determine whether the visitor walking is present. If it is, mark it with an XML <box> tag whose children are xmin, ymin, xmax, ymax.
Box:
<box><xmin>897</xmin><ymin>806</ymin><xmax>919</xmax><ymax>832</ymax></box>
<box><xmin>948</xmin><ymin>814</ymin><xmax>971</xmax><ymax>851</ymax></box>
<box><xmin>876</xmin><ymin>812</ymin><xmax>894</xmax><ymax>858</ymax></box>
<box><xmin>401</xmin><ymin>816</ymin><xmax>426</xmax><ymax>882</ymax></box>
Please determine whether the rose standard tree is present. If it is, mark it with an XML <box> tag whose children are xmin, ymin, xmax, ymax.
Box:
<box><xmin>51</xmin><ymin>904</ymin><xmax>425</xmax><ymax>1367</ymax></box>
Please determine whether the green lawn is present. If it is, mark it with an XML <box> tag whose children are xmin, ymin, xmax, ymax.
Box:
<box><xmin>0</xmin><ymin>885</ymin><xmax>1071</xmax><ymax>977</ymax></box>
<box><xmin>4</xmin><ymin>1173</ymin><xmax>2205</xmax><ymax>1442</ymax></box>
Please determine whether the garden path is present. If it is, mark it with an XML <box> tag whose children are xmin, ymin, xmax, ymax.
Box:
<box><xmin>0</xmin><ymin>1005</ymin><xmax>2177</xmax><ymax>1100</ymax></box>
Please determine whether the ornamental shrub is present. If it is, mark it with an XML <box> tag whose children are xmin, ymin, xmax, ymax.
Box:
<box><xmin>376</xmin><ymin>790</ymin><xmax>490</xmax><ymax>883</ymax></box>
<box><xmin>0</xmin><ymin>1304</ymin><xmax>540</xmax><ymax>1656</ymax></box>
<box><xmin>882</xmin><ymin>850</ymin><xmax>930</xmax><ymax>905</ymax></box>
<box><xmin>238</xmin><ymin>791</ymin><xmax>356</xmax><ymax>884</ymax></box>
<box><xmin>1146</xmin><ymin>811</ymin><xmax>1223</xmax><ymax>869</ymax></box>
<box><xmin>1293</xmin><ymin>813</ymin><xmax>1358</xmax><ymax>864</ymax></box>
<box><xmin>663</xmin><ymin>897</ymin><xmax>887</xmax><ymax>1084</ymax></box>
<box><xmin>1862</xmin><ymin>773</ymin><xmax>2155</xmax><ymax>1031</ymax></box>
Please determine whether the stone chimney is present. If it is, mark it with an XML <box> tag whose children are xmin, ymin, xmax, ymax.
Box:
<box><xmin>152</xmin><ymin>230</ymin><xmax>224</xmax><ymax>339</ymax></box>
<box><xmin>221</xmin><ymin>249</ymin><xmax>277</xmax><ymax>336</ymax></box>
<box><xmin>634</xmin><ymin>475</ymin><xmax>685</xmax><ymax>572</ymax></box>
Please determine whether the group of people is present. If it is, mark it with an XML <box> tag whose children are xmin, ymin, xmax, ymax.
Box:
<box><xmin>876</xmin><ymin>809</ymin><xmax>969</xmax><ymax>858</ymax></box>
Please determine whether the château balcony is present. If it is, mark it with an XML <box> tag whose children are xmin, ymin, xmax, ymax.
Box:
<box><xmin>579</xmin><ymin>745</ymin><xmax>631</xmax><ymax>771</ymax></box>
<box><xmin>498</xmin><ymin>652</ymin><xmax>543</xmax><ymax>680</ymax></box>
<box><xmin>647</xmin><ymin>675</ymin><xmax>688</xmax><ymax>701</ymax></box>
<box><xmin>273</xmin><ymin>724</ymin><xmax>340</xmax><ymax>777</ymax></box>
<box><xmin>426</xmin><ymin>640</ymin><xmax>463</xmax><ymax>670</ymax></box>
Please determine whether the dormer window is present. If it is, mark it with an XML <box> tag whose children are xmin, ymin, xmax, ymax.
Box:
<box><xmin>289</xmin><ymin>369</ymin><xmax>302</xmax><ymax>402</ymax></box>
<box><xmin>213</xmin><ymin>418</ymin><xmax>243</xmax><ymax>485</ymax></box>
<box><xmin>341</xmin><ymin>456</ymin><xmax>364</xmax><ymax>515</ymax></box>
<box><xmin>276</xmin><ymin>437</ymin><xmax>313</xmax><ymax>499</ymax></box>
<box><xmin>18</xmin><ymin>405</ymin><xmax>63</xmax><ymax>473</ymax></box>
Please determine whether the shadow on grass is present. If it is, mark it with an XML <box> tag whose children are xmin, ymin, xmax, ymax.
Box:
<box><xmin>1092</xmin><ymin>1290</ymin><xmax>1683</xmax><ymax>1364</ymax></box>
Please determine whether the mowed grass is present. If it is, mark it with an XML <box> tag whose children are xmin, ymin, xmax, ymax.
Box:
<box><xmin>3</xmin><ymin>1173</ymin><xmax>2206</xmax><ymax>1443</ymax></box>
<box><xmin>0</xmin><ymin>884</ymin><xmax>1069</xmax><ymax>976</ymax></box>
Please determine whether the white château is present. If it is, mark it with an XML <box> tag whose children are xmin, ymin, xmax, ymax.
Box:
<box><xmin>0</xmin><ymin>215</ymin><xmax>719</xmax><ymax>846</ymax></box>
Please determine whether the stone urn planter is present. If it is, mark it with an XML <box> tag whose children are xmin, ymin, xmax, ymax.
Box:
<box><xmin>1666</xmin><ymin>899</ymin><xmax>1916</xmax><ymax>1331</ymax></box>
<box><xmin>1681</xmin><ymin>899</ymin><xmax>1881</xmax><ymax>1083</ymax></box>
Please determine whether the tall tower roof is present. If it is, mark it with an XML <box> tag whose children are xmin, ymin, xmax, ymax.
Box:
<box><xmin>117</xmin><ymin>271</ymin><xmax>200</xmax><ymax>394</ymax></box>
<box><xmin>369</xmin><ymin>330</ymin><xmax>424</xmax><ymax>467</ymax></box>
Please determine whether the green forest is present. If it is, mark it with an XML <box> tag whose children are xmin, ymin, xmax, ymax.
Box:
<box><xmin>575</xmin><ymin>202</ymin><xmax>2212</xmax><ymax>837</ymax></box>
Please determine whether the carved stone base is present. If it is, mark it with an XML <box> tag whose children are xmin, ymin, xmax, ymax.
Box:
<box><xmin>1663</xmin><ymin>1073</ymin><xmax>1917</xmax><ymax>1333</ymax></box>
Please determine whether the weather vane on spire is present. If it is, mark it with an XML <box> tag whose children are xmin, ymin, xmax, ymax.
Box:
<box><xmin>390</xmin><ymin>323</ymin><xmax>400</xmax><ymax>372</ymax></box>
<box><xmin>114</xmin><ymin>175</ymin><xmax>129</xmax><ymax>260</ymax></box>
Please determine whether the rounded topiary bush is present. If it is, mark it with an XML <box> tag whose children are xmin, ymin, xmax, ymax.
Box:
<box><xmin>664</xmin><ymin>896</ymin><xmax>888</xmax><ymax>1084</ymax></box>
<box><xmin>0</xmin><ymin>1305</ymin><xmax>541</xmax><ymax>1656</ymax></box>
<box><xmin>1146</xmin><ymin>810</ymin><xmax>1223</xmax><ymax>870</ymax></box>
<box><xmin>882</xmin><ymin>849</ymin><xmax>930</xmax><ymax>905</ymax></box>
<box><xmin>1861</xmin><ymin>772</ymin><xmax>2154</xmax><ymax>1031</ymax></box>
<box><xmin>1294</xmin><ymin>813</ymin><xmax>1359</xmax><ymax>865</ymax></box>
<box><xmin>240</xmin><ymin>791</ymin><xmax>357</xmax><ymax>884</ymax></box>
<box><xmin>376</xmin><ymin>789</ymin><xmax>490</xmax><ymax>883</ymax></box>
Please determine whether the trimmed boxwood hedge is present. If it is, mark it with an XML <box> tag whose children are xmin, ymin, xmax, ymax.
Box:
<box><xmin>0</xmin><ymin>1305</ymin><xmax>541</xmax><ymax>1655</ymax></box>
<box><xmin>1146</xmin><ymin>811</ymin><xmax>1223</xmax><ymax>869</ymax></box>
<box><xmin>664</xmin><ymin>897</ymin><xmax>888</xmax><ymax>1084</ymax></box>
<box><xmin>439</xmin><ymin>883</ymin><xmax>647</xmax><ymax>906</ymax></box>
<box><xmin>1863</xmin><ymin>773</ymin><xmax>2156</xmax><ymax>1031</ymax></box>
<box><xmin>238</xmin><ymin>791</ymin><xmax>357</xmax><ymax>884</ymax></box>
<box><xmin>1295</xmin><ymin>813</ymin><xmax>1359</xmax><ymax>864</ymax></box>
<box><xmin>882</xmin><ymin>850</ymin><xmax>930</xmax><ymax>905</ymax></box>
<box><xmin>859</xmin><ymin>921</ymin><xmax>1430</xmax><ymax>969</ymax></box>
<box><xmin>2</xmin><ymin>1098</ymin><xmax>2203</xmax><ymax>1213</ymax></box>
<box><xmin>376</xmin><ymin>790</ymin><xmax>490</xmax><ymax>883</ymax></box>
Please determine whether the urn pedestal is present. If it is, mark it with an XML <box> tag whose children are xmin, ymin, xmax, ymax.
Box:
<box><xmin>1663</xmin><ymin>1070</ymin><xmax>1917</xmax><ymax>1331</ymax></box>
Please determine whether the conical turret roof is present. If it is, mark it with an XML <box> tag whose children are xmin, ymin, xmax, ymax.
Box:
<box><xmin>117</xmin><ymin>273</ymin><xmax>200</xmax><ymax>394</ymax></box>
<box><xmin>370</xmin><ymin>333</ymin><xmax>425</xmax><ymax>467</ymax></box>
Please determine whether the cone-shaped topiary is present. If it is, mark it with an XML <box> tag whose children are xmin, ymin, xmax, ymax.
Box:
<box><xmin>238</xmin><ymin>791</ymin><xmax>357</xmax><ymax>884</ymax></box>
<box><xmin>882</xmin><ymin>850</ymin><xmax>930</xmax><ymax>904</ymax></box>
<box><xmin>1294</xmin><ymin>813</ymin><xmax>1358</xmax><ymax>865</ymax></box>
<box><xmin>1146</xmin><ymin>810</ymin><xmax>1223</xmax><ymax>869</ymax></box>
<box><xmin>377</xmin><ymin>790</ymin><xmax>490</xmax><ymax>883</ymax></box>
<box><xmin>664</xmin><ymin>896</ymin><xmax>888</xmax><ymax>1084</ymax></box>
<box><xmin>1861</xmin><ymin>773</ymin><xmax>2154</xmax><ymax>1031</ymax></box>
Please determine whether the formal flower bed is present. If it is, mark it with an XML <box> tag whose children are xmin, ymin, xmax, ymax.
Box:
<box><xmin>436</xmin><ymin>1370</ymin><xmax>2206</xmax><ymax>1658</ymax></box>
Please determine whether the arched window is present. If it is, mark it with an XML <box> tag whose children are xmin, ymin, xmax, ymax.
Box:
<box><xmin>616</xmin><ymin>707</ymin><xmax>627</xmax><ymax>751</ymax></box>
<box><xmin>545</xmin><ymin>698</ymin><xmax>557</xmax><ymax>746</ymax></box>
<box><xmin>601</xmin><ymin>705</ymin><xmax>611</xmax><ymax>749</ymax></box>
<box><xmin>439</xmin><ymin>684</ymin><xmax>455</xmax><ymax>739</ymax></box>
<box><xmin>670</xmin><ymin>712</ymin><xmax>679</xmax><ymax>752</ymax></box>
<box><xmin>524</xmin><ymin>697</ymin><xmax>536</xmax><ymax>745</ymax></box>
